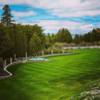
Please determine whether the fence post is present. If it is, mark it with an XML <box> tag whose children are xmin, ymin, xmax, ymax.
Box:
<box><xmin>42</xmin><ymin>50</ymin><xmax>44</xmax><ymax>56</ymax></box>
<box><xmin>10</xmin><ymin>57</ymin><xmax>13</xmax><ymax>64</ymax></box>
<box><xmin>14</xmin><ymin>54</ymin><xmax>17</xmax><ymax>61</ymax></box>
<box><xmin>26</xmin><ymin>52</ymin><xmax>28</xmax><ymax>61</ymax></box>
<box><xmin>62</xmin><ymin>49</ymin><xmax>65</xmax><ymax>54</ymax></box>
<box><xmin>3</xmin><ymin>60</ymin><xmax>7</xmax><ymax>67</ymax></box>
<box><xmin>51</xmin><ymin>50</ymin><xmax>53</xmax><ymax>55</ymax></box>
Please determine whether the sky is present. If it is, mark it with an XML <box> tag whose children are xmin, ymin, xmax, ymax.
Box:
<box><xmin>0</xmin><ymin>0</ymin><xmax>100</xmax><ymax>34</ymax></box>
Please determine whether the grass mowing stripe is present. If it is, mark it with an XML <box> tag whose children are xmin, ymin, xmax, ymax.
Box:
<box><xmin>0</xmin><ymin>49</ymin><xmax>100</xmax><ymax>100</ymax></box>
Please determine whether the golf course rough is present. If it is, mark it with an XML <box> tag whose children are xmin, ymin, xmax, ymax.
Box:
<box><xmin>0</xmin><ymin>49</ymin><xmax>100</xmax><ymax>100</ymax></box>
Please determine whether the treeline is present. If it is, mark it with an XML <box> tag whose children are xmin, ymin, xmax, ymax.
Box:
<box><xmin>46</xmin><ymin>28</ymin><xmax>100</xmax><ymax>46</ymax></box>
<box><xmin>45</xmin><ymin>28</ymin><xmax>72</xmax><ymax>48</ymax></box>
<box><xmin>0</xmin><ymin>24</ymin><xmax>46</xmax><ymax>59</ymax></box>
<box><xmin>74</xmin><ymin>28</ymin><xmax>100</xmax><ymax>45</ymax></box>
<box><xmin>0</xmin><ymin>4</ymin><xmax>100</xmax><ymax>63</ymax></box>
<box><xmin>0</xmin><ymin>5</ymin><xmax>46</xmax><ymax>61</ymax></box>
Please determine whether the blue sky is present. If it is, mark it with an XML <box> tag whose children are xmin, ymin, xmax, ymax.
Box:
<box><xmin>0</xmin><ymin>0</ymin><xmax>100</xmax><ymax>34</ymax></box>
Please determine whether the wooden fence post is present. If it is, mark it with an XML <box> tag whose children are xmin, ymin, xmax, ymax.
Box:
<box><xmin>62</xmin><ymin>49</ymin><xmax>65</xmax><ymax>54</ymax></box>
<box><xmin>51</xmin><ymin>50</ymin><xmax>53</xmax><ymax>55</ymax></box>
<box><xmin>42</xmin><ymin>50</ymin><xmax>44</xmax><ymax>56</ymax></box>
<box><xmin>3</xmin><ymin>60</ymin><xmax>7</xmax><ymax>67</ymax></box>
<box><xmin>10</xmin><ymin>57</ymin><xmax>13</xmax><ymax>64</ymax></box>
<box><xmin>26</xmin><ymin>52</ymin><xmax>28</xmax><ymax>61</ymax></box>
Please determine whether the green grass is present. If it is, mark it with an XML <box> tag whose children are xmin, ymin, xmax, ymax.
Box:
<box><xmin>0</xmin><ymin>49</ymin><xmax>100</xmax><ymax>100</ymax></box>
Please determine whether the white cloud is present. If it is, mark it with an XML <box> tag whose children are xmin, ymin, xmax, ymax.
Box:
<box><xmin>33</xmin><ymin>0</ymin><xmax>100</xmax><ymax>17</ymax></box>
<box><xmin>45</xmin><ymin>0</ymin><xmax>100</xmax><ymax>17</ymax></box>
<box><xmin>52</xmin><ymin>9</ymin><xmax>100</xmax><ymax>17</ymax></box>
<box><xmin>38</xmin><ymin>20</ymin><xmax>94</xmax><ymax>33</ymax></box>
<box><xmin>20</xmin><ymin>20</ymin><xmax>94</xmax><ymax>34</ymax></box>
<box><xmin>0</xmin><ymin>0</ymin><xmax>27</xmax><ymax>5</ymax></box>
<box><xmin>0</xmin><ymin>0</ymin><xmax>100</xmax><ymax>34</ymax></box>
<box><xmin>12</xmin><ymin>11</ymin><xmax>36</xmax><ymax>17</ymax></box>
<box><xmin>0</xmin><ymin>0</ymin><xmax>100</xmax><ymax>17</ymax></box>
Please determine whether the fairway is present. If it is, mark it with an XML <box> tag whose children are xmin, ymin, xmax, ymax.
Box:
<box><xmin>0</xmin><ymin>49</ymin><xmax>100</xmax><ymax>100</ymax></box>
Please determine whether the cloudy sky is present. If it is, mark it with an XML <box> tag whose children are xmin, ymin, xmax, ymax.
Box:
<box><xmin>0</xmin><ymin>0</ymin><xmax>100</xmax><ymax>34</ymax></box>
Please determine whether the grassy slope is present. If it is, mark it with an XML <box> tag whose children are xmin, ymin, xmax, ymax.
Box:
<box><xmin>0</xmin><ymin>49</ymin><xmax>100</xmax><ymax>100</ymax></box>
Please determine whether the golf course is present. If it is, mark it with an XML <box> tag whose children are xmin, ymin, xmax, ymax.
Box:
<box><xmin>0</xmin><ymin>49</ymin><xmax>100</xmax><ymax>100</ymax></box>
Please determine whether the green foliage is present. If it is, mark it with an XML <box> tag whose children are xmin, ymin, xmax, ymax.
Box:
<box><xmin>74</xmin><ymin>34</ymin><xmax>81</xmax><ymax>44</ymax></box>
<box><xmin>0</xmin><ymin>24</ymin><xmax>14</xmax><ymax>58</ymax></box>
<box><xmin>1</xmin><ymin>5</ymin><xmax>13</xmax><ymax>26</ymax></box>
<box><xmin>74</xmin><ymin>28</ymin><xmax>100</xmax><ymax>44</ymax></box>
<box><xmin>0</xmin><ymin>4</ymin><xmax>100</xmax><ymax>60</ymax></box>
<box><xmin>29</xmin><ymin>34</ymin><xmax>45</xmax><ymax>56</ymax></box>
<box><xmin>0</xmin><ymin>23</ymin><xmax>46</xmax><ymax>58</ymax></box>
<box><xmin>56</xmin><ymin>28</ymin><xmax>72</xmax><ymax>43</ymax></box>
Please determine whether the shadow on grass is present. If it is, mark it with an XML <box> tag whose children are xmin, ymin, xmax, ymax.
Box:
<box><xmin>0</xmin><ymin>63</ymin><xmax>32</xmax><ymax>100</ymax></box>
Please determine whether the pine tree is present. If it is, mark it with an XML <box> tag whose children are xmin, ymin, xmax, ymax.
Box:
<box><xmin>1</xmin><ymin>5</ymin><xmax>13</xmax><ymax>26</ymax></box>
<box><xmin>56</xmin><ymin>28</ymin><xmax>72</xmax><ymax>43</ymax></box>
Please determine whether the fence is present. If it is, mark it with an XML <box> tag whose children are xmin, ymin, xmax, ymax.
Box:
<box><xmin>0</xmin><ymin>57</ymin><xmax>27</xmax><ymax>79</ymax></box>
<box><xmin>0</xmin><ymin>46</ymin><xmax>100</xmax><ymax>79</ymax></box>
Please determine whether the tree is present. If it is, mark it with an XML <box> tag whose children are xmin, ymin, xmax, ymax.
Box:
<box><xmin>24</xmin><ymin>24</ymin><xmax>45</xmax><ymax>55</ymax></box>
<box><xmin>56</xmin><ymin>28</ymin><xmax>72</xmax><ymax>43</ymax></box>
<box><xmin>12</xmin><ymin>24</ymin><xmax>27</xmax><ymax>57</ymax></box>
<box><xmin>0</xmin><ymin>24</ymin><xmax>6</xmax><ymax>57</ymax></box>
<box><xmin>74</xmin><ymin>34</ymin><xmax>81</xmax><ymax>44</ymax></box>
<box><xmin>29</xmin><ymin>34</ymin><xmax>42</xmax><ymax>56</ymax></box>
<box><xmin>1</xmin><ymin>5</ymin><xmax>13</xmax><ymax>26</ymax></box>
<box><xmin>0</xmin><ymin>24</ymin><xmax>13</xmax><ymax>59</ymax></box>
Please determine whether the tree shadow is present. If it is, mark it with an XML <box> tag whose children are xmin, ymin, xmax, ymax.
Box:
<box><xmin>0</xmin><ymin>63</ymin><xmax>33</xmax><ymax>100</ymax></box>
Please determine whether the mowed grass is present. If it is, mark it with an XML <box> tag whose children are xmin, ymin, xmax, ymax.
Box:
<box><xmin>0</xmin><ymin>49</ymin><xmax>100</xmax><ymax>100</ymax></box>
